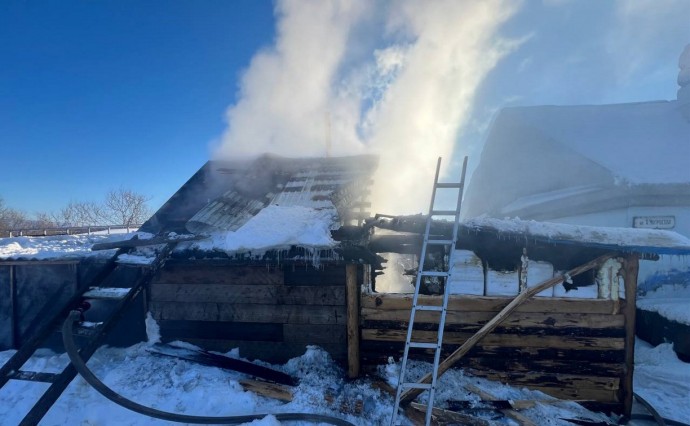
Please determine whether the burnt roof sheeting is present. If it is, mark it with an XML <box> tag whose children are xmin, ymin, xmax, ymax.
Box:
<box><xmin>140</xmin><ymin>154</ymin><xmax>377</xmax><ymax>236</ymax></box>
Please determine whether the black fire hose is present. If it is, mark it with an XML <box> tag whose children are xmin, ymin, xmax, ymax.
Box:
<box><xmin>62</xmin><ymin>311</ymin><xmax>355</xmax><ymax>425</ymax></box>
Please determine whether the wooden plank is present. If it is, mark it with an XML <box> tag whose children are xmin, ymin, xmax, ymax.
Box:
<box><xmin>621</xmin><ymin>254</ymin><xmax>638</xmax><ymax>418</ymax></box>
<box><xmin>361</xmin><ymin>293</ymin><xmax>617</xmax><ymax>314</ymax></box>
<box><xmin>159</xmin><ymin>320</ymin><xmax>283</xmax><ymax>342</ymax></box>
<box><xmin>360</xmin><ymin>341</ymin><xmax>626</xmax><ymax>364</ymax></box>
<box><xmin>283</xmin><ymin>324</ymin><xmax>346</xmax><ymax>344</ymax></box>
<box><xmin>408</xmin><ymin>402</ymin><xmax>491</xmax><ymax>426</ymax></box>
<box><xmin>466</xmin><ymin>370</ymin><xmax>620</xmax><ymax>391</ymax></box>
<box><xmin>153</xmin><ymin>265</ymin><xmax>283</xmax><ymax>285</ymax></box>
<box><xmin>239</xmin><ymin>379</ymin><xmax>293</xmax><ymax>402</ymax></box>
<box><xmin>361</xmin><ymin>310</ymin><xmax>625</xmax><ymax>331</ymax></box>
<box><xmin>464</xmin><ymin>384</ymin><xmax>537</xmax><ymax>426</ymax></box>
<box><xmin>361</xmin><ymin>329</ymin><xmax>625</xmax><ymax>350</ymax></box>
<box><xmin>170</xmin><ymin>338</ymin><xmax>346</xmax><ymax>364</ymax></box>
<box><xmin>345</xmin><ymin>264</ymin><xmax>360</xmax><ymax>379</ymax></box>
<box><xmin>399</xmin><ymin>254</ymin><xmax>614</xmax><ymax>405</ymax></box>
<box><xmin>150</xmin><ymin>284</ymin><xmax>346</xmax><ymax>305</ymax></box>
<box><xmin>147</xmin><ymin>343</ymin><xmax>297</xmax><ymax>386</ymax></box>
<box><xmin>460</xmin><ymin>357</ymin><xmax>624</xmax><ymax>377</ymax></box>
<box><xmin>284</xmin><ymin>264</ymin><xmax>346</xmax><ymax>286</ymax></box>
<box><xmin>362</xmin><ymin>319</ymin><xmax>625</xmax><ymax>338</ymax></box>
<box><xmin>150</xmin><ymin>301</ymin><xmax>347</xmax><ymax>325</ymax></box>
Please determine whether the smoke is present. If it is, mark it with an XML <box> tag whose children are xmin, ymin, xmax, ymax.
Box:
<box><xmin>214</xmin><ymin>0</ymin><xmax>520</xmax><ymax>214</ymax></box>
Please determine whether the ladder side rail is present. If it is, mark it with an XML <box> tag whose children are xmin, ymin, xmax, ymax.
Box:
<box><xmin>392</xmin><ymin>158</ymin><xmax>443</xmax><ymax>425</ymax></box>
<box><xmin>425</xmin><ymin>156</ymin><xmax>467</xmax><ymax>425</ymax></box>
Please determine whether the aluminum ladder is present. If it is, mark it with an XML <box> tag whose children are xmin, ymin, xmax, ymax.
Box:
<box><xmin>390</xmin><ymin>156</ymin><xmax>468</xmax><ymax>426</ymax></box>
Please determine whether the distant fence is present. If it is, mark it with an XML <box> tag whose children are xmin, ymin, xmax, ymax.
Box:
<box><xmin>0</xmin><ymin>224</ymin><xmax>143</xmax><ymax>239</ymax></box>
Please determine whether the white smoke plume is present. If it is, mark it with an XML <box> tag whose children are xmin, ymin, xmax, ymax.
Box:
<box><xmin>215</xmin><ymin>0</ymin><xmax>520</xmax><ymax>214</ymax></box>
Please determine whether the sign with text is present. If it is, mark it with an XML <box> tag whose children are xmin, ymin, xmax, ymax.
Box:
<box><xmin>632</xmin><ymin>216</ymin><xmax>676</xmax><ymax>229</ymax></box>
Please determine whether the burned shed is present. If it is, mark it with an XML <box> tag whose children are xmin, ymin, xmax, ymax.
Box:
<box><xmin>362</xmin><ymin>215</ymin><xmax>690</xmax><ymax>416</ymax></box>
<box><xmin>140</xmin><ymin>154</ymin><xmax>378</xmax><ymax>365</ymax></box>
<box><xmin>134</xmin><ymin>154</ymin><xmax>690</xmax><ymax>417</ymax></box>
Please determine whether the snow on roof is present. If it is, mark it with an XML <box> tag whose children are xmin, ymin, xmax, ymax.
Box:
<box><xmin>0</xmin><ymin>232</ymin><xmax>140</xmax><ymax>261</ymax></box>
<box><xmin>180</xmin><ymin>204</ymin><xmax>337</xmax><ymax>255</ymax></box>
<box><xmin>465</xmin><ymin>217</ymin><xmax>690</xmax><ymax>255</ymax></box>
<box><xmin>496</xmin><ymin>100</ymin><xmax>690</xmax><ymax>185</ymax></box>
<box><xmin>464</xmin><ymin>99</ymin><xmax>690</xmax><ymax>219</ymax></box>
<box><xmin>143</xmin><ymin>154</ymin><xmax>377</xmax><ymax>236</ymax></box>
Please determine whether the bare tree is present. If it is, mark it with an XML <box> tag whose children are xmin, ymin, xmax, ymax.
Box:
<box><xmin>102</xmin><ymin>187</ymin><xmax>151</xmax><ymax>227</ymax></box>
<box><xmin>30</xmin><ymin>212</ymin><xmax>57</xmax><ymax>229</ymax></box>
<box><xmin>56</xmin><ymin>201</ymin><xmax>106</xmax><ymax>227</ymax></box>
<box><xmin>0</xmin><ymin>197</ymin><xmax>29</xmax><ymax>231</ymax></box>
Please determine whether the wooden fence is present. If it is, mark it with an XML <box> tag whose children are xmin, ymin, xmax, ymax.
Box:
<box><xmin>0</xmin><ymin>224</ymin><xmax>142</xmax><ymax>238</ymax></box>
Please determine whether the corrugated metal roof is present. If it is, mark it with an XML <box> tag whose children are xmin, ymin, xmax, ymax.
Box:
<box><xmin>141</xmin><ymin>154</ymin><xmax>377</xmax><ymax>236</ymax></box>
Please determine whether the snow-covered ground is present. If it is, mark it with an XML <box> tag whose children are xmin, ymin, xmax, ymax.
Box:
<box><xmin>637</xmin><ymin>284</ymin><xmax>690</xmax><ymax>325</ymax></box>
<box><xmin>1</xmin><ymin>331</ymin><xmax>688</xmax><ymax>425</ymax></box>
<box><xmin>634</xmin><ymin>339</ymin><xmax>690</xmax><ymax>424</ymax></box>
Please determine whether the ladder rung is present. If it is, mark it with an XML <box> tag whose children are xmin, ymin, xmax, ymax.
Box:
<box><xmin>415</xmin><ymin>305</ymin><xmax>443</xmax><ymax>312</ymax></box>
<box><xmin>10</xmin><ymin>370</ymin><xmax>59</xmax><ymax>383</ymax></box>
<box><xmin>426</xmin><ymin>239</ymin><xmax>454</xmax><ymax>245</ymax></box>
<box><xmin>419</xmin><ymin>271</ymin><xmax>449</xmax><ymax>277</ymax></box>
<box><xmin>72</xmin><ymin>322</ymin><xmax>103</xmax><ymax>337</ymax></box>
<box><xmin>408</xmin><ymin>342</ymin><xmax>438</xmax><ymax>349</ymax></box>
<box><xmin>82</xmin><ymin>287</ymin><xmax>132</xmax><ymax>300</ymax></box>
<box><xmin>429</xmin><ymin>210</ymin><xmax>458</xmax><ymax>216</ymax></box>
<box><xmin>401</xmin><ymin>382</ymin><xmax>432</xmax><ymax>390</ymax></box>
<box><xmin>435</xmin><ymin>182</ymin><xmax>463</xmax><ymax>189</ymax></box>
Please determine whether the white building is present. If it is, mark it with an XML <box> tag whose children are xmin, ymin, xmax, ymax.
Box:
<box><xmin>464</xmin><ymin>45</ymin><xmax>690</xmax><ymax>240</ymax></box>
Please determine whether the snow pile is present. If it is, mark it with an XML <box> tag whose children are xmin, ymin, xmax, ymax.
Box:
<box><xmin>634</xmin><ymin>339</ymin><xmax>690</xmax><ymax>423</ymax></box>
<box><xmin>0</xmin><ymin>232</ymin><xmax>144</xmax><ymax>260</ymax></box>
<box><xmin>465</xmin><ymin>216</ymin><xmax>690</xmax><ymax>253</ymax></box>
<box><xmin>185</xmin><ymin>205</ymin><xmax>337</xmax><ymax>254</ymax></box>
<box><xmin>637</xmin><ymin>284</ymin><xmax>690</xmax><ymax>325</ymax></box>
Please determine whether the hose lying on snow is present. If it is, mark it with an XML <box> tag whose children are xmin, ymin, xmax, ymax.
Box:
<box><xmin>62</xmin><ymin>311</ymin><xmax>355</xmax><ymax>425</ymax></box>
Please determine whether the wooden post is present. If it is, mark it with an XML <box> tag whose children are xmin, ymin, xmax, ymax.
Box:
<box><xmin>621</xmin><ymin>254</ymin><xmax>638</xmax><ymax>418</ymax></box>
<box><xmin>9</xmin><ymin>265</ymin><xmax>17</xmax><ymax>348</ymax></box>
<box><xmin>345</xmin><ymin>263</ymin><xmax>360</xmax><ymax>378</ymax></box>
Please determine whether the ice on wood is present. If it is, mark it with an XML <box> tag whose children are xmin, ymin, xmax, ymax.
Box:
<box><xmin>448</xmin><ymin>250</ymin><xmax>484</xmax><ymax>295</ymax></box>
<box><xmin>526</xmin><ymin>260</ymin><xmax>555</xmax><ymax>297</ymax></box>
<box><xmin>485</xmin><ymin>266</ymin><xmax>519</xmax><ymax>296</ymax></box>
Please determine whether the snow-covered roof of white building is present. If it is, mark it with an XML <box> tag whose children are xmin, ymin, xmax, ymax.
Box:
<box><xmin>463</xmin><ymin>99</ymin><xmax>690</xmax><ymax>219</ymax></box>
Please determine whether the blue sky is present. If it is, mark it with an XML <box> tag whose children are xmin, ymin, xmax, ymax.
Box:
<box><xmin>1</xmin><ymin>1</ymin><xmax>689</xmax><ymax>217</ymax></box>
<box><xmin>1</xmin><ymin>1</ymin><xmax>275</xmax><ymax>214</ymax></box>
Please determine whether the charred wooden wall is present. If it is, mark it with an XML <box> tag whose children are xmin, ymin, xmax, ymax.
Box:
<box><xmin>148</xmin><ymin>260</ymin><xmax>355</xmax><ymax>364</ymax></box>
<box><xmin>360</xmin><ymin>293</ymin><xmax>632</xmax><ymax>414</ymax></box>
